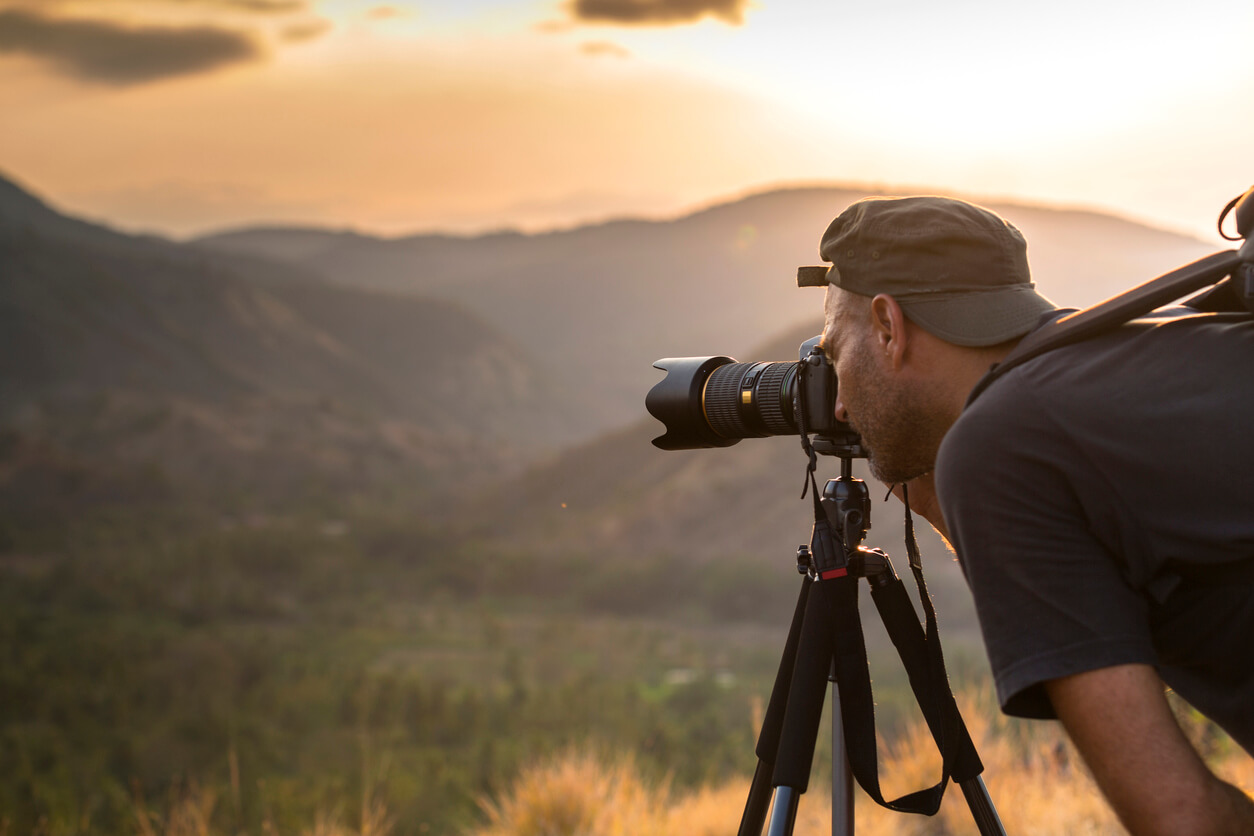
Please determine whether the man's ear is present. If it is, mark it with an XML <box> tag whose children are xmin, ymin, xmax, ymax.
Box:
<box><xmin>869</xmin><ymin>294</ymin><xmax>910</xmax><ymax>371</ymax></box>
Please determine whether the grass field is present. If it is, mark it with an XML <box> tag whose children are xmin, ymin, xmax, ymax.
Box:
<box><xmin>4</xmin><ymin>506</ymin><xmax>1247</xmax><ymax>835</ymax></box>
<box><xmin>470</xmin><ymin>694</ymin><xmax>1254</xmax><ymax>836</ymax></box>
<box><xmin>0</xmin><ymin>505</ymin><xmax>904</xmax><ymax>835</ymax></box>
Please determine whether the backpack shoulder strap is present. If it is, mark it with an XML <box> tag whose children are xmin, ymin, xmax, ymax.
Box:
<box><xmin>966</xmin><ymin>249</ymin><xmax>1244</xmax><ymax>407</ymax></box>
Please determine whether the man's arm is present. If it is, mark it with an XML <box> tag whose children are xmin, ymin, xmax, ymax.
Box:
<box><xmin>1045</xmin><ymin>663</ymin><xmax>1254</xmax><ymax>836</ymax></box>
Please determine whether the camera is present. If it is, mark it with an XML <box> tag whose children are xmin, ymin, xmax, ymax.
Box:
<box><xmin>645</xmin><ymin>336</ymin><xmax>864</xmax><ymax>457</ymax></box>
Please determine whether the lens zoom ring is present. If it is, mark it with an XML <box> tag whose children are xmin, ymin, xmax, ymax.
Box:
<box><xmin>704</xmin><ymin>363</ymin><xmax>755</xmax><ymax>438</ymax></box>
<box><xmin>756</xmin><ymin>362</ymin><xmax>796</xmax><ymax>434</ymax></box>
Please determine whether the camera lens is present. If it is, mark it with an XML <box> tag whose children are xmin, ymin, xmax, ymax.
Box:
<box><xmin>646</xmin><ymin>356</ymin><xmax>804</xmax><ymax>450</ymax></box>
<box><xmin>647</xmin><ymin>337</ymin><xmax>858</xmax><ymax>456</ymax></box>
<box><xmin>703</xmin><ymin>361</ymin><xmax>798</xmax><ymax>440</ymax></box>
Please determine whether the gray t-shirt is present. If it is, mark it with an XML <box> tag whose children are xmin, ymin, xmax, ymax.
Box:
<box><xmin>936</xmin><ymin>307</ymin><xmax>1254</xmax><ymax>754</ymax></box>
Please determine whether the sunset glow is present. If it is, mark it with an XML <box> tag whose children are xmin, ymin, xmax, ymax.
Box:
<box><xmin>1</xmin><ymin>0</ymin><xmax>1250</xmax><ymax>238</ymax></box>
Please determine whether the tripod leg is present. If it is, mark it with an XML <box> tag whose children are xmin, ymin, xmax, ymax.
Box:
<box><xmin>740</xmin><ymin>762</ymin><xmax>775</xmax><ymax>836</ymax></box>
<box><xmin>740</xmin><ymin>578</ymin><xmax>812</xmax><ymax>836</ymax></box>
<box><xmin>960</xmin><ymin>776</ymin><xmax>1006</xmax><ymax>836</ymax></box>
<box><xmin>766</xmin><ymin>787</ymin><xmax>801</xmax><ymax>836</ymax></box>
<box><xmin>766</xmin><ymin>576</ymin><xmax>840</xmax><ymax>835</ymax></box>
<box><xmin>830</xmin><ymin>668</ymin><xmax>854</xmax><ymax>836</ymax></box>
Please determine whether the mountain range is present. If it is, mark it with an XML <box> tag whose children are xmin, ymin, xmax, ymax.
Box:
<box><xmin>196</xmin><ymin>188</ymin><xmax>1216</xmax><ymax>441</ymax></box>
<box><xmin>0</xmin><ymin>173</ymin><xmax>589</xmax><ymax>509</ymax></box>
<box><xmin>1</xmin><ymin>171</ymin><xmax>1219</xmax><ymax>519</ymax></box>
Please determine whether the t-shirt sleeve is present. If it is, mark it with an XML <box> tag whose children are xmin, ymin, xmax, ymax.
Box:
<box><xmin>935</xmin><ymin>374</ymin><xmax>1158</xmax><ymax>719</ymax></box>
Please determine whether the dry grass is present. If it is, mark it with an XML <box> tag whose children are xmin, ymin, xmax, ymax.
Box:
<box><xmin>469</xmin><ymin>750</ymin><xmax>833</xmax><ymax>836</ymax></box>
<box><xmin>126</xmin><ymin>781</ymin><xmax>392</xmax><ymax>836</ymax></box>
<box><xmin>465</xmin><ymin>691</ymin><xmax>1254</xmax><ymax>836</ymax></box>
<box><xmin>30</xmin><ymin>693</ymin><xmax>1250</xmax><ymax>836</ymax></box>
<box><xmin>472</xmin><ymin>752</ymin><xmax>665</xmax><ymax>836</ymax></box>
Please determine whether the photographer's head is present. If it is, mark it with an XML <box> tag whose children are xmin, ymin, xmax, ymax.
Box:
<box><xmin>817</xmin><ymin>196</ymin><xmax>1056</xmax><ymax>482</ymax></box>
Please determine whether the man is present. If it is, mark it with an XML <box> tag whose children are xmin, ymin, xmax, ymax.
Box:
<box><xmin>814</xmin><ymin>196</ymin><xmax>1254</xmax><ymax>835</ymax></box>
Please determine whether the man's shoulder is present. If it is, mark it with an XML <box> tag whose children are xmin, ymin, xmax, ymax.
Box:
<box><xmin>939</xmin><ymin>303</ymin><xmax>1254</xmax><ymax>512</ymax></box>
<box><xmin>935</xmin><ymin>330</ymin><xmax>1110</xmax><ymax>500</ymax></box>
<box><xmin>949</xmin><ymin>304</ymin><xmax>1254</xmax><ymax>452</ymax></box>
<box><xmin>939</xmin><ymin>366</ymin><xmax>1047</xmax><ymax>475</ymax></box>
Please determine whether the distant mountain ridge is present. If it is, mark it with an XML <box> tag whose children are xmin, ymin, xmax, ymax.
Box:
<box><xmin>2</xmin><ymin>170</ymin><xmax>1223</xmax><ymax>514</ymax></box>
<box><xmin>0</xmin><ymin>172</ymin><xmax>591</xmax><ymax>508</ymax></box>
<box><xmin>197</xmin><ymin>187</ymin><xmax>1217</xmax><ymax>438</ymax></box>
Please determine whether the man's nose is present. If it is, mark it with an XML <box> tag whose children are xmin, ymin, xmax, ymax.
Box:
<box><xmin>833</xmin><ymin>388</ymin><xmax>850</xmax><ymax>423</ymax></box>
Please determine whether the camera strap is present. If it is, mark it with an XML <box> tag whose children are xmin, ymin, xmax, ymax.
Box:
<box><xmin>796</xmin><ymin>456</ymin><xmax>983</xmax><ymax>812</ymax></box>
<box><xmin>822</xmin><ymin>493</ymin><xmax>983</xmax><ymax>815</ymax></box>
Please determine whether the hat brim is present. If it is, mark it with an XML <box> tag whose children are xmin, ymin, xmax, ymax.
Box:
<box><xmin>898</xmin><ymin>286</ymin><xmax>1057</xmax><ymax>347</ymax></box>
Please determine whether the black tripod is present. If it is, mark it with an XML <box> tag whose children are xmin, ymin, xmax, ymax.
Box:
<box><xmin>739</xmin><ymin>455</ymin><xmax>1006</xmax><ymax>836</ymax></box>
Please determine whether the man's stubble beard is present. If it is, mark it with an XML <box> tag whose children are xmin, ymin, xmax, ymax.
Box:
<box><xmin>842</xmin><ymin>338</ymin><xmax>949</xmax><ymax>485</ymax></box>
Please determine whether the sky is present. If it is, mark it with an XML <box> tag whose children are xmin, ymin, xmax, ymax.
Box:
<box><xmin>0</xmin><ymin>0</ymin><xmax>1251</xmax><ymax>241</ymax></box>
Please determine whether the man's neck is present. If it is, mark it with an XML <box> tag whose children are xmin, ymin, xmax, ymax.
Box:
<box><xmin>922</xmin><ymin>337</ymin><xmax>1023</xmax><ymax>431</ymax></box>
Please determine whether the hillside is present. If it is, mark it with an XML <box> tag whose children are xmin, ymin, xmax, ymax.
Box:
<box><xmin>0</xmin><ymin>173</ymin><xmax>590</xmax><ymax>508</ymax></box>
<box><xmin>458</xmin><ymin>322</ymin><xmax>979</xmax><ymax>649</ymax></box>
<box><xmin>197</xmin><ymin>187</ymin><xmax>1218</xmax><ymax>442</ymax></box>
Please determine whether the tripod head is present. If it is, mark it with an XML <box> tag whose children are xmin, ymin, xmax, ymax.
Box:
<box><xmin>799</xmin><ymin>454</ymin><xmax>878</xmax><ymax>582</ymax></box>
<box><xmin>823</xmin><ymin>456</ymin><xmax>871</xmax><ymax>554</ymax></box>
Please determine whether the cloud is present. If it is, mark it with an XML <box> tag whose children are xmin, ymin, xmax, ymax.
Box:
<box><xmin>580</xmin><ymin>40</ymin><xmax>630</xmax><ymax>58</ymax></box>
<box><xmin>280</xmin><ymin>18</ymin><xmax>330</xmax><ymax>42</ymax></box>
<box><xmin>366</xmin><ymin>5</ymin><xmax>404</xmax><ymax>20</ymax></box>
<box><xmin>208</xmin><ymin>0</ymin><xmax>306</xmax><ymax>10</ymax></box>
<box><xmin>0</xmin><ymin>9</ymin><xmax>262</xmax><ymax>84</ymax></box>
<box><xmin>2</xmin><ymin>0</ymin><xmax>309</xmax><ymax>12</ymax></box>
<box><xmin>569</xmin><ymin>0</ymin><xmax>747</xmax><ymax>26</ymax></box>
<box><xmin>533</xmin><ymin>19</ymin><xmax>574</xmax><ymax>33</ymax></box>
